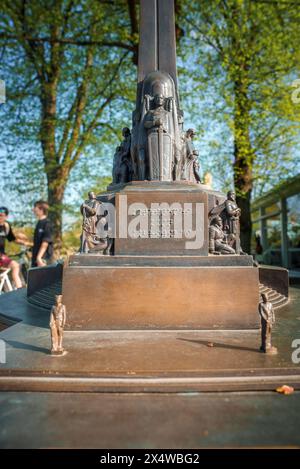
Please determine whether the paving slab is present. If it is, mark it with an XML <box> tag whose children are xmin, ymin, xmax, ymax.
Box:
<box><xmin>0</xmin><ymin>391</ymin><xmax>299</xmax><ymax>448</ymax></box>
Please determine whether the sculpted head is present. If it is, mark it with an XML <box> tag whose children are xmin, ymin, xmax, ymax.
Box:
<box><xmin>153</xmin><ymin>94</ymin><xmax>164</xmax><ymax>107</ymax></box>
<box><xmin>261</xmin><ymin>293</ymin><xmax>268</xmax><ymax>303</ymax></box>
<box><xmin>186</xmin><ymin>128</ymin><xmax>196</xmax><ymax>139</ymax></box>
<box><xmin>88</xmin><ymin>191</ymin><xmax>96</xmax><ymax>200</ymax></box>
<box><xmin>212</xmin><ymin>216</ymin><xmax>223</xmax><ymax>228</ymax></box>
<box><xmin>227</xmin><ymin>190</ymin><xmax>236</xmax><ymax>201</ymax></box>
<box><xmin>122</xmin><ymin>127</ymin><xmax>131</xmax><ymax>138</ymax></box>
<box><xmin>55</xmin><ymin>295</ymin><xmax>63</xmax><ymax>305</ymax></box>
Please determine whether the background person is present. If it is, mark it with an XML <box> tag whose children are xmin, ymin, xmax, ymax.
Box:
<box><xmin>32</xmin><ymin>200</ymin><xmax>53</xmax><ymax>267</ymax></box>
<box><xmin>0</xmin><ymin>206</ymin><xmax>30</xmax><ymax>288</ymax></box>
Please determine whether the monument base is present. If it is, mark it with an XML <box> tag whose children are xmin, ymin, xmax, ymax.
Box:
<box><xmin>63</xmin><ymin>255</ymin><xmax>259</xmax><ymax>330</ymax></box>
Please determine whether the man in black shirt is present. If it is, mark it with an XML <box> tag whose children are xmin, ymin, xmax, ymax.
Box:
<box><xmin>32</xmin><ymin>200</ymin><xmax>53</xmax><ymax>267</ymax></box>
<box><xmin>0</xmin><ymin>206</ymin><xmax>29</xmax><ymax>288</ymax></box>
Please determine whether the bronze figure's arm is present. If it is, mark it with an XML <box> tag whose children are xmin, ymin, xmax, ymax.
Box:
<box><xmin>49</xmin><ymin>308</ymin><xmax>55</xmax><ymax>327</ymax></box>
<box><xmin>62</xmin><ymin>305</ymin><xmax>67</xmax><ymax>328</ymax></box>
<box><xmin>271</xmin><ymin>305</ymin><xmax>276</xmax><ymax>325</ymax></box>
<box><xmin>258</xmin><ymin>304</ymin><xmax>268</xmax><ymax>322</ymax></box>
<box><xmin>81</xmin><ymin>204</ymin><xmax>96</xmax><ymax>216</ymax></box>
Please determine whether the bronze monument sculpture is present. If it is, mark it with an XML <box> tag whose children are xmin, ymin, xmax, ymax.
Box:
<box><xmin>209</xmin><ymin>191</ymin><xmax>242</xmax><ymax>255</ymax></box>
<box><xmin>63</xmin><ymin>0</ymin><xmax>260</xmax><ymax>331</ymax></box>
<box><xmin>131</xmin><ymin>72</ymin><xmax>182</xmax><ymax>182</ymax></box>
<box><xmin>80</xmin><ymin>191</ymin><xmax>110</xmax><ymax>254</ymax></box>
<box><xmin>258</xmin><ymin>293</ymin><xmax>277</xmax><ymax>354</ymax></box>
<box><xmin>50</xmin><ymin>295</ymin><xmax>66</xmax><ymax>355</ymax></box>
<box><xmin>182</xmin><ymin>128</ymin><xmax>201</xmax><ymax>183</ymax></box>
<box><xmin>209</xmin><ymin>216</ymin><xmax>236</xmax><ymax>255</ymax></box>
<box><xmin>223</xmin><ymin>191</ymin><xmax>242</xmax><ymax>254</ymax></box>
<box><xmin>112</xmin><ymin>127</ymin><xmax>132</xmax><ymax>184</ymax></box>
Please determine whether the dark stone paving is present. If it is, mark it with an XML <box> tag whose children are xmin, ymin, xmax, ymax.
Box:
<box><xmin>0</xmin><ymin>391</ymin><xmax>299</xmax><ymax>448</ymax></box>
<box><xmin>0</xmin><ymin>287</ymin><xmax>299</xmax><ymax>447</ymax></box>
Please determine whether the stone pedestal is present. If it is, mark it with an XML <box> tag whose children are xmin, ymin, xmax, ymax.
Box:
<box><xmin>103</xmin><ymin>181</ymin><xmax>225</xmax><ymax>255</ymax></box>
<box><xmin>63</xmin><ymin>254</ymin><xmax>259</xmax><ymax>330</ymax></box>
<box><xmin>63</xmin><ymin>181</ymin><xmax>259</xmax><ymax>330</ymax></box>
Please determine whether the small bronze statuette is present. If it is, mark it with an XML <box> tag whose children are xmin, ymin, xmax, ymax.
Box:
<box><xmin>50</xmin><ymin>295</ymin><xmax>66</xmax><ymax>356</ymax></box>
<box><xmin>258</xmin><ymin>293</ymin><xmax>277</xmax><ymax>354</ymax></box>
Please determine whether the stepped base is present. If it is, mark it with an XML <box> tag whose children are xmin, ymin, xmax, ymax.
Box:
<box><xmin>63</xmin><ymin>255</ymin><xmax>260</xmax><ymax>330</ymax></box>
<box><xmin>259</xmin><ymin>284</ymin><xmax>289</xmax><ymax>309</ymax></box>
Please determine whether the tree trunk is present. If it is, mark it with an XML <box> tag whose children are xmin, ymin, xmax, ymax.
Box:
<box><xmin>233</xmin><ymin>123</ymin><xmax>254</xmax><ymax>253</ymax></box>
<box><xmin>47</xmin><ymin>167</ymin><xmax>68</xmax><ymax>259</ymax></box>
<box><xmin>40</xmin><ymin>65</ymin><xmax>64</xmax><ymax>258</ymax></box>
<box><xmin>235</xmin><ymin>188</ymin><xmax>252</xmax><ymax>254</ymax></box>
<box><xmin>233</xmin><ymin>75</ymin><xmax>254</xmax><ymax>254</ymax></box>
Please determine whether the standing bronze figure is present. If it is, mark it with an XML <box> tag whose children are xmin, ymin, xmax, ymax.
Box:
<box><xmin>50</xmin><ymin>295</ymin><xmax>66</xmax><ymax>355</ymax></box>
<box><xmin>223</xmin><ymin>191</ymin><xmax>242</xmax><ymax>254</ymax></box>
<box><xmin>130</xmin><ymin>71</ymin><xmax>183</xmax><ymax>182</ymax></box>
<box><xmin>112</xmin><ymin>127</ymin><xmax>132</xmax><ymax>184</ymax></box>
<box><xmin>144</xmin><ymin>92</ymin><xmax>173</xmax><ymax>180</ymax></box>
<box><xmin>258</xmin><ymin>293</ymin><xmax>277</xmax><ymax>354</ymax></box>
<box><xmin>182</xmin><ymin>128</ymin><xmax>200</xmax><ymax>183</ymax></box>
<box><xmin>193</xmin><ymin>159</ymin><xmax>202</xmax><ymax>184</ymax></box>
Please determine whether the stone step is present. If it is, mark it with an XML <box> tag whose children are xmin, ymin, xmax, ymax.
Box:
<box><xmin>272</xmin><ymin>296</ymin><xmax>288</xmax><ymax>308</ymax></box>
<box><xmin>267</xmin><ymin>292</ymin><xmax>281</xmax><ymax>301</ymax></box>
<box><xmin>69</xmin><ymin>254</ymin><xmax>254</xmax><ymax>267</ymax></box>
<box><xmin>27</xmin><ymin>297</ymin><xmax>52</xmax><ymax>310</ymax></box>
<box><xmin>0</xmin><ymin>373</ymin><xmax>299</xmax><ymax>393</ymax></box>
<box><xmin>259</xmin><ymin>282</ymin><xmax>288</xmax><ymax>309</ymax></box>
<box><xmin>27</xmin><ymin>281</ymin><xmax>62</xmax><ymax>310</ymax></box>
<box><xmin>259</xmin><ymin>285</ymin><xmax>269</xmax><ymax>291</ymax></box>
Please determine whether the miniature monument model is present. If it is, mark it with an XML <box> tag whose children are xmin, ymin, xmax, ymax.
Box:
<box><xmin>258</xmin><ymin>293</ymin><xmax>277</xmax><ymax>354</ymax></box>
<box><xmin>3</xmin><ymin>1</ymin><xmax>299</xmax><ymax>450</ymax></box>
<box><xmin>62</xmin><ymin>0</ymin><xmax>260</xmax><ymax>330</ymax></box>
<box><xmin>50</xmin><ymin>295</ymin><xmax>66</xmax><ymax>355</ymax></box>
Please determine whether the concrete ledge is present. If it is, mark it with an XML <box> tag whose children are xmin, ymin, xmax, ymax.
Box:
<box><xmin>69</xmin><ymin>254</ymin><xmax>254</xmax><ymax>267</ymax></box>
<box><xmin>1</xmin><ymin>374</ymin><xmax>299</xmax><ymax>393</ymax></box>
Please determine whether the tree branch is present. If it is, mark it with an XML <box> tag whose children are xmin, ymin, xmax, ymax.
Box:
<box><xmin>61</xmin><ymin>40</ymin><xmax>95</xmax><ymax>165</ymax></box>
<box><xmin>0</xmin><ymin>32</ymin><xmax>136</xmax><ymax>52</ymax></box>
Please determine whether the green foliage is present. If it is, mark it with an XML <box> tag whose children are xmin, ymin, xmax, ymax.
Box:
<box><xmin>178</xmin><ymin>0</ymin><xmax>300</xmax><ymax>196</ymax></box>
<box><xmin>0</xmin><ymin>0</ymin><xmax>137</xmax><ymax>251</ymax></box>
<box><xmin>1</xmin><ymin>0</ymin><xmax>300</xmax><ymax>253</ymax></box>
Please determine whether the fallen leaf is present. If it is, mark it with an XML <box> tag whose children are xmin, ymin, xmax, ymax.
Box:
<box><xmin>276</xmin><ymin>385</ymin><xmax>294</xmax><ymax>395</ymax></box>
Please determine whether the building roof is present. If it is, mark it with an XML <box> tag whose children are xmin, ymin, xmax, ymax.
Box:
<box><xmin>252</xmin><ymin>173</ymin><xmax>300</xmax><ymax>211</ymax></box>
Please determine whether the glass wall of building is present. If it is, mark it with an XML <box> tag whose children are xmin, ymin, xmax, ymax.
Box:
<box><xmin>287</xmin><ymin>194</ymin><xmax>300</xmax><ymax>268</ymax></box>
<box><xmin>251</xmin><ymin>175</ymin><xmax>300</xmax><ymax>270</ymax></box>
